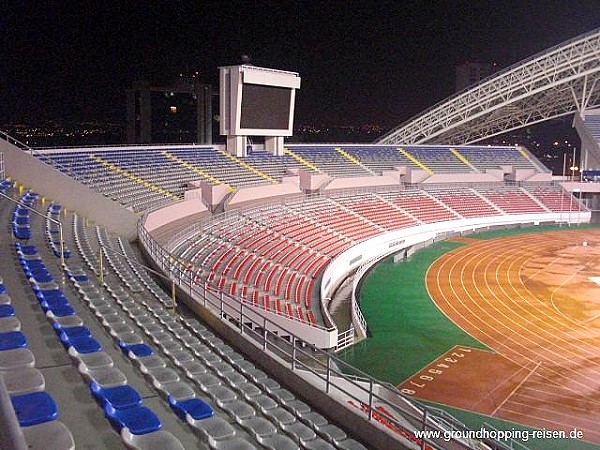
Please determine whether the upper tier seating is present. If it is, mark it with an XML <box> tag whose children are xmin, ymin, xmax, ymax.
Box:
<box><xmin>284</xmin><ymin>146</ymin><xmax>372</xmax><ymax>177</ymax></box>
<box><xmin>403</xmin><ymin>146</ymin><xmax>471</xmax><ymax>173</ymax></box>
<box><xmin>339</xmin><ymin>146</ymin><xmax>413</xmax><ymax>174</ymax></box>
<box><xmin>458</xmin><ymin>146</ymin><xmax>546</xmax><ymax>172</ymax></box>
<box><xmin>36</xmin><ymin>144</ymin><xmax>549</xmax><ymax>213</ymax></box>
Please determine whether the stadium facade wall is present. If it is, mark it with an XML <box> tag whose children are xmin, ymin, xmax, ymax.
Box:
<box><xmin>225</xmin><ymin>181</ymin><xmax>302</xmax><ymax>210</ymax></box>
<box><xmin>1</xmin><ymin>139</ymin><xmax>138</xmax><ymax>239</ymax></box>
<box><xmin>323</xmin><ymin>175</ymin><xmax>400</xmax><ymax>192</ymax></box>
<box><xmin>422</xmin><ymin>173</ymin><xmax>501</xmax><ymax>184</ymax></box>
<box><xmin>321</xmin><ymin>212</ymin><xmax>591</xmax><ymax>301</ymax></box>
<box><xmin>145</xmin><ymin>198</ymin><xmax>210</xmax><ymax>242</ymax></box>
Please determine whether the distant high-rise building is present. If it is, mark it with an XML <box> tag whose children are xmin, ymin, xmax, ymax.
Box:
<box><xmin>126</xmin><ymin>77</ymin><xmax>213</xmax><ymax>144</ymax></box>
<box><xmin>455</xmin><ymin>61</ymin><xmax>495</xmax><ymax>92</ymax></box>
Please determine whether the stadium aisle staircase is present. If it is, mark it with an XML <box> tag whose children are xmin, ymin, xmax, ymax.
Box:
<box><xmin>216</xmin><ymin>148</ymin><xmax>278</xmax><ymax>184</ymax></box>
<box><xmin>161</xmin><ymin>151</ymin><xmax>233</xmax><ymax>190</ymax></box>
<box><xmin>90</xmin><ymin>155</ymin><xmax>179</xmax><ymax>201</ymax></box>
<box><xmin>449</xmin><ymin>148</ymin><xmax>479</xmax><ymax>172</ymax></box>
<box><xmin>517</xmin><ymin>146</ymin><xmax>548</xmax><ymax>172</ymax></box>
<box><xmin>282</xmin><ymin>148</ymin><xmax>322</xmax><ymax>173</ymax></box>
<box><xmin>335</xmin><ymin>148</ymin><xmax>376</xmax><ymax>175</ymax></box>
<box><xmin>397</xmin><ymin>148</ymin><xmax>434</xmax><ymax>175</ymax></box>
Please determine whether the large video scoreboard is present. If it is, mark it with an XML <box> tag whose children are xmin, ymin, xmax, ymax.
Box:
<box><xmin>219</xmin><ymin>65</ymin><xmax>301</xmax><ymax>156</ymax></box>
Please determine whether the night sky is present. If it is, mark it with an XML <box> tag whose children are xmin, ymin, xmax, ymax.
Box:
<box><xmin>3</xmin><ymin>1</ymin><xmax>600</xmax><ymax>128</ymax></box>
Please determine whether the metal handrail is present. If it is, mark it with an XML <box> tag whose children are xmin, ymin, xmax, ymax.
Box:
<box><xmin>0</xmin><ymin>130</ymin><xmax>32</xmax><ymax>153</ymax></box>
<box><xmin>0</xmin><ymin>129</ymin><xmax>98</xmax><ymax>187</ymax></box>
<box><xmin>0</xmin><ymin>190</ymin><xmax>66</xmax><ymax>267</ymax></box>
<box><xmin>137</xmin><ymin>218</ymin><xmax>524</xmax><ymax>450</ymax></box>
<box><xmin>97</xmin><ymin>239</ymin><xmax>178</xmax><ymax>316</ymax></box>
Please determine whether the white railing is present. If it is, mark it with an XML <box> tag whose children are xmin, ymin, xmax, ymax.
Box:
<box><xmin>351</xmin><ymin>254</ymin><xmax>389</xmax><ymax>337</ymax></box>
<box><xmin>335</xmin><ymin>327</ymin><xmax>355</xmax><ymax>352</ymax></box>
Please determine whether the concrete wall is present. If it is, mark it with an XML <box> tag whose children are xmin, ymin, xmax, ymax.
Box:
<box><xmin>145</xmin><ymin>198</ymin><xmax>210</xmax><ymax>243</ymax></box>
<box><xmin>404</xmin><ymin>168</ymin><xmax>429</xmax><ymax>183</ymax></box>
<box><xmin>1</xmin><ymin>140</ymin><xmax>138</xmax><ymax>239</ymax></box>
<box><xmin>299</xmin><ymin>170</ymin><xmax>331</xmax><ymax>191</ymax></box>
<box><xmin>511</xmin><ymin>168</ymin><xmax>536</xmax><ymax>181</ymax></box>
<box><xmin>323</xmin><ymin>175</ymin><xmax>400</xmax><ymax>192</ymax></box>
<box><xmin>524</xmin><ymin>172</ymin><xmax>553</xmax><ymax>182</ymax></box>
<box><xmin>200</xmin><ymin>182</ymin><xmax>231</xmax><ymax>209</ymax></box>
<box><xmin>225</xmin><ymin>182</ymin><xmax>302</xmax><ymax>210</ymax></box>
<box><xmin>320</xmin><ymin>211</ymin><xmax>592</xmax><ymax>301</ymax></box>
<box><xmin>561</xmin><ymin>181</ymin><xmax>600</xmax><ymax>193</ymax></box>
<box><xmin>423</xmin><ymin>172</ymin><xmax>502</xmax><ymax>184</ymax></box>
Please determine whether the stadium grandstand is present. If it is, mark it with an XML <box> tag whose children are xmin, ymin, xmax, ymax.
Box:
<box><xmin>2</xmin><ymin>27</ymin><xmax>600</xmax><ymax>450</ymax></box>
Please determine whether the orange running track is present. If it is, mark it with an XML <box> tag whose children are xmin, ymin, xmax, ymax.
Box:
<box><xmin>425</xmin><ymin>229</ymin><xmax>600</xmax><ymax>445</ymax></box>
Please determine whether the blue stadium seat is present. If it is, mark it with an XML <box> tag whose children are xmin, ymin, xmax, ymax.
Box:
<box><xmin>70</xmin><ymin>274</ymin><xmax>89</xmax><ymax>283</ymax></box>
<box><xmin>13</xmin><ymin>225</ymin><xmax>31</xmax><ymax>240</ymax></box>
<box><xmin>36</xmin><ymin>289</ymin><xmax>68</xmax><ymax>302</ymax></box>
<box><xmin>44</xmin><ymin>304</ymin><xmax>76</xmax><ymax>317</ymax></box>
<box><xmin>13</xmin><ymin>216</ymin><xmax>29</xmax><ymax>226</ymax></box>
<box><xmin>60</xmin><ymin>334</ymin><xmax>102</xmax><ymax>353</ymax></box>
<box><xmin>0</xmin><ymin>331</ymin><xmax>27</xmax><ymax>350</ymax></box>
<box><xmin>39</xmin><ymin>296</ymin><xmax>71</xmax><ymax>312</ymax></box>
<box><xmin>28</xmin><ymin>270</ymin><xmax>54</xmax><ymax>284</ymax></box>
<box><xmin>103</xmin><ymin>404</ymin><xmax>162</xmax><ymax>435</ymax></box>
<box><xmin>90</xmin><ymin>381</ymin><xmax>143</xmax><ymax>410</ymax></box>
<box><xmin>21</xmin><ymin>260</ymin><xmax>46</xmax><ymax>272</ymax></box>
<box><xmin>0</xmin><ymin>304</ymin><xmax>16</xmax><ymax>318</ymax></box>
<box><xmin>119</xmin><ymin>341</ymin><xmax>154</xmax><ymax>358</ymax></box>
<box><xmin>11</xmin><ymin>391</ymin><xmax>58</xmax><ymax>426</ymax></box>
<box><xmin>167</xmin><ymin>395</ymin><xmax>214</xmax><ymax>421</ymax></box>
<box><xmin>57</xmin><ymin>326</ymin><xmax>92</xmax><ymax>340</ymax></box>
<box><xmin>18</xmin><ymin>245</ymin><xmax>39</xmax><ymax>256</ymax></box>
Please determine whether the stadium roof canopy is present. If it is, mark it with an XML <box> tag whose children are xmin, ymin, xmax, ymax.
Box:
<box><xmin>377</xmin><ymin>28</ymin><xmax>600</xmax><ymax>145</ymax></box>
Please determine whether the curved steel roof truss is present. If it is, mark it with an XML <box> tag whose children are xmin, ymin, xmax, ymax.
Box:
<box><xmin>377</xmin><ymin>28</ymin><xmax>600</xmax><ymax>145</ymax></box>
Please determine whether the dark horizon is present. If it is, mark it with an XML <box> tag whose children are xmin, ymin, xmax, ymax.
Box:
<box><xmin>3</xmin><ymin>1</ymin><xmax>600</xmax><ymax>128</ymax></box>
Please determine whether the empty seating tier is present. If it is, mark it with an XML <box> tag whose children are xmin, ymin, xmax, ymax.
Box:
<box><xmin>165</xmin><ymin>184</ymin><xmax>584</xmax><ymax>336</ymax></box>
<box><xmin>36</xmin><ymin>144</ymin><xmax>550</xmax><ymax>213</ymax></box>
